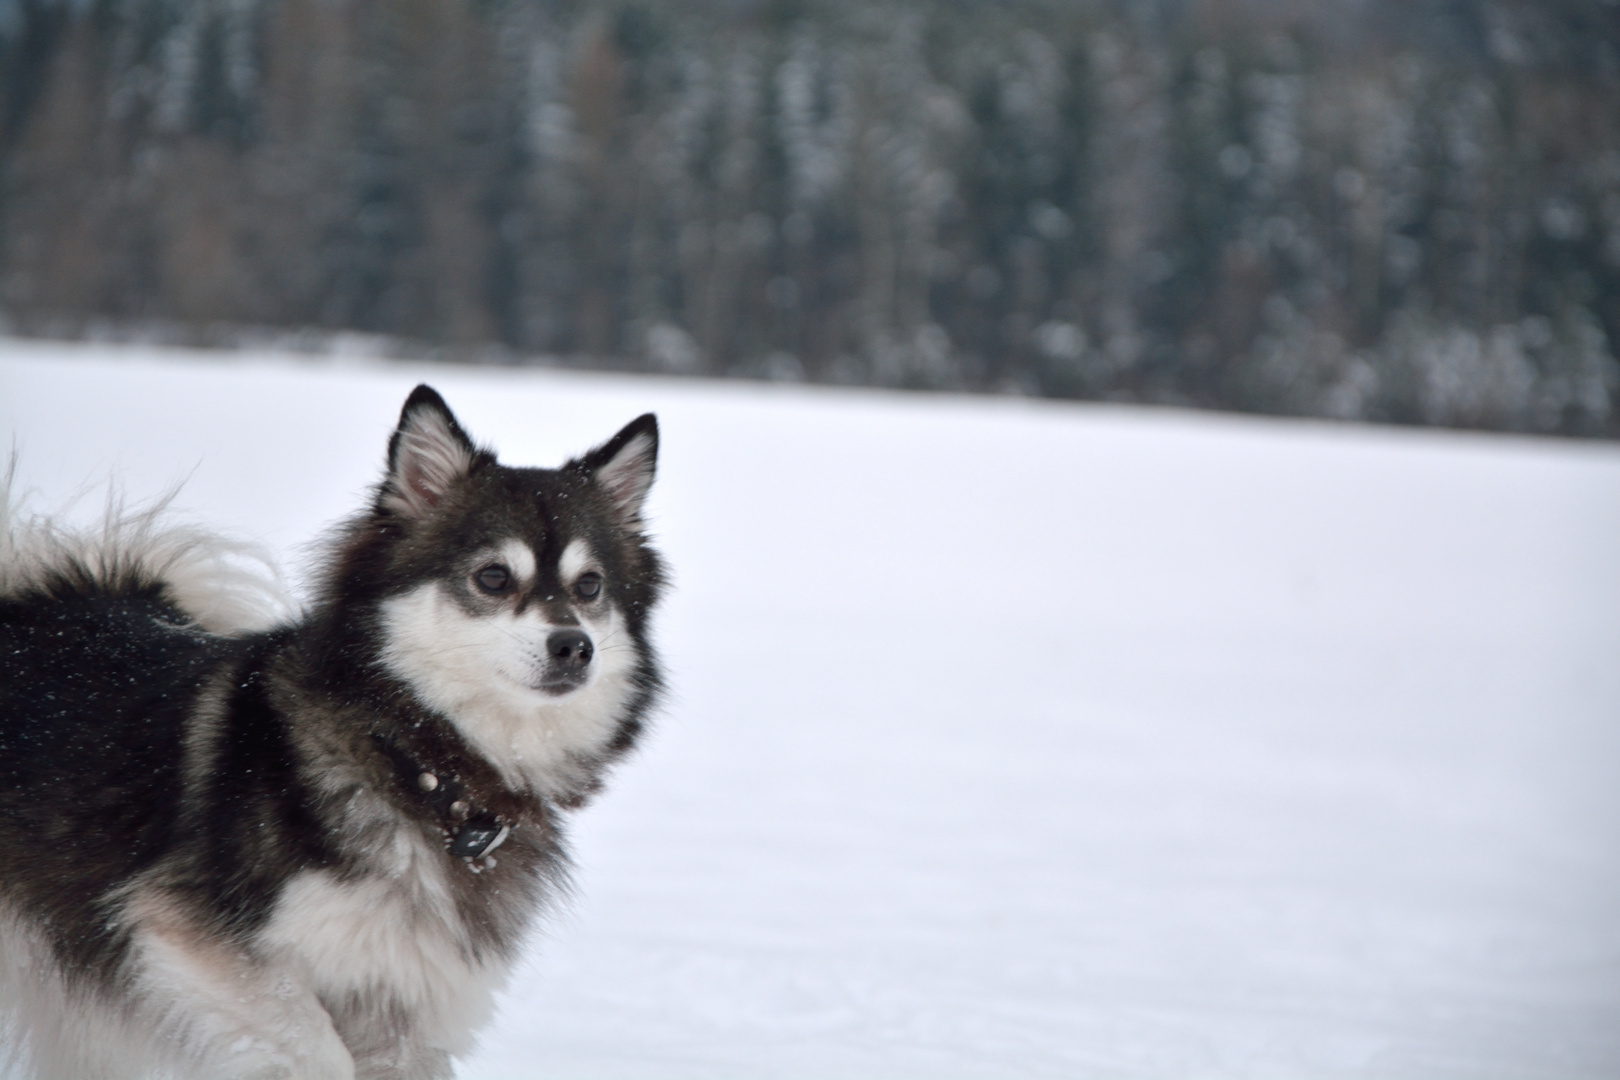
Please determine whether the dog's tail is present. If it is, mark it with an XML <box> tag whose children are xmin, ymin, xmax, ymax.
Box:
<box><xmin>1</xmin><ymin>455</ymin><xmax>295</xmax><ymax>634</ymax></box>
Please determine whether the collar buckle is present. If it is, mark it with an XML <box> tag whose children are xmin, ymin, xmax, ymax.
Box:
<box><xmin>449</xmin><ymin>818</ymin><xmax>511</xmax><ymax>859</ymax></box>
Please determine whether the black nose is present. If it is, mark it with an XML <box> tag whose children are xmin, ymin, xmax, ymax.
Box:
<box><xmin>546</xmin><ymin>630</ymin><xmax>594</xmax><ymax>669</ymax></box>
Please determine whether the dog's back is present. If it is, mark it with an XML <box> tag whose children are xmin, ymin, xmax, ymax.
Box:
<box><xmin>0</xmin><ymin>585</ymin><xmax>236</xmax><ymax>948</ymax></box>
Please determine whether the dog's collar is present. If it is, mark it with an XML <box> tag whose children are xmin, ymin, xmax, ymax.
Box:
<box><xmin>370</xmin><ymin>733</ymin><xmax>511</xmax><ymax>861</ymax></box>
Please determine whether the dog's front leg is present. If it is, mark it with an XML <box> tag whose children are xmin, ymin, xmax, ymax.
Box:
<box><xmin>323</xmin><ymin>988</ymin><xmax>463</xmax><ymax>1080</ymax></box>
<box><xmin>122</xmin><ymin>912</ymin><xmax>357</xmax><ymax>1080</ymax></box>
<box><xmin>343</xmin><ymin>1036</ymin><xmax>454</xmax><ymax>1080</ymax></box>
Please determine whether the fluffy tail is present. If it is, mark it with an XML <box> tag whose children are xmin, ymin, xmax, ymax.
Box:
<box><xmin>1</xmin><ymin>457</ymin><xmax>295</xmax><ymax>634</ymax></box>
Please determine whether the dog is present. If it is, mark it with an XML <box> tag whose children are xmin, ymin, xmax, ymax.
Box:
<box><xmin>0</xmin><ymin>385</ymin><xmax>665</xmax><ymax>1079</ymax></box>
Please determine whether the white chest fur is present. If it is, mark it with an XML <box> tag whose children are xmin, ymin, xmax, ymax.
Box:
<box><xmin>255</xmin><ymin>827</ymin><xmax>504</xmax><ymax>1056</ymax></box>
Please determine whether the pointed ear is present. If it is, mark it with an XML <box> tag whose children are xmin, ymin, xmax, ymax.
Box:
<box><xmin>580</xmin><ymin>413</ymin><xmax>658</xmax><ymax>524</ymax></box>
<box><xmin>382</xmin><ymin>385</ymin><xmax>477</xmax><ymax>518</ymax></box>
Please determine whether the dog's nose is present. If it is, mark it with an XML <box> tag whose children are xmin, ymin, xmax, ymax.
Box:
<box><xmin>546</xmin><ymin>629</ymin><xmax>593</xmax><ymax>669</ymax></box>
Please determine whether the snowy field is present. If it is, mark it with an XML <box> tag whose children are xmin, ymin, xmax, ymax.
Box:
<box><xmin>3</xmin><ymin>338</ymin><xmax>1619</xmax><ymax>1079</ymax></box>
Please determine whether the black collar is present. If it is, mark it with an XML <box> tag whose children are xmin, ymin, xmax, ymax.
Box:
<box><xmin>370</xmin><ymin>732</ymin><xmax>511</xmax><ymax>861</ymax></box>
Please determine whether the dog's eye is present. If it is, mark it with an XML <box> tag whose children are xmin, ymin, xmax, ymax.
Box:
<box><xmin>475</xmin><ymin>565</ymin><xmax>511</xmax><ymax>593</ymax></box>
<box><xmin>574</xmin><ymin>572</ymin><xmax>603</xmax><ymax>600</ymax></box>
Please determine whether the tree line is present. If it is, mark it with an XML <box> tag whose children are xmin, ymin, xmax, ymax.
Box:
<box><xmin>2</xmin><ymin>0</ymin><xmax>1618</xmax><ymax>434</ymax></box>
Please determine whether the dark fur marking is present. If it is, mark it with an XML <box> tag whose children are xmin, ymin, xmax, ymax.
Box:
<box><xmin>0</xmin><ymin>590</ymin><xmax>232</xmax><ymax>980</ymax></box>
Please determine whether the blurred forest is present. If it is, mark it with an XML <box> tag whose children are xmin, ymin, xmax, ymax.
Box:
<box><xmin>2</xmin><ymin>0</ymin><xmax>1618</xmax><ymax>434</ymax></box>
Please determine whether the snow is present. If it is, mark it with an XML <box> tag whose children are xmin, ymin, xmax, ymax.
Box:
<box><xmin>4</xmin><ymin>338</ymin><xmax>1619</xmax><ymax>1078</ymax></box>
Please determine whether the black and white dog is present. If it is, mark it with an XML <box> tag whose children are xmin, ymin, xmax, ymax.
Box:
<box><xmin>0</xmin><ymin>386</ymin><xmax>665</xmax><ymax>1079</ymax></box>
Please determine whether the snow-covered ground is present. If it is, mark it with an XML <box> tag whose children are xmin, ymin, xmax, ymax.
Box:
<box><xmin>3</xmin><ymin>338</ymin><xmax>1619</xmax><ymax>1079</ymax></box>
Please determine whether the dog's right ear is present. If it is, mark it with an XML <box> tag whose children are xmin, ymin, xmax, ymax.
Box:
<box><xmin>382</xmin><ymin>385</ymin><xmax>477</xmax><ymax>519</ymax></box>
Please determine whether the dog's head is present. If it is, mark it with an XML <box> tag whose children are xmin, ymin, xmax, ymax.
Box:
<box><xmin>329</xmin><ymin>385</ymin><xmax>664</xmax><ymax>796</ymax></box>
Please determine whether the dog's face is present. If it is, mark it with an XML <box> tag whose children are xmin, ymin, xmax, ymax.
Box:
<box><xmin>353</xmin><ymin>386</ymin><xmax>662</xmax><ymax>794</ymax></box>
<box><xmin>401</xmin><ymin>532</ymin><xmax>611</xmax><ymax>699</ymax></box>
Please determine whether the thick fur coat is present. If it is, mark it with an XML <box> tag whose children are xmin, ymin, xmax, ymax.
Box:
<box><xmin>0</xmin><ymin>386</ymin><xmax>665</xmax><ymax>1079</ymax></box>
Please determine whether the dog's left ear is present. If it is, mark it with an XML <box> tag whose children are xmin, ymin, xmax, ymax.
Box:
<box><xmin>580</xmin><ymin>413</ymin><xmax>658</xmax><ymax>524</ymax></box>
<box><xmin>383</xmin><ymin>385</ymin><xmax>477</xmax><ymax>519</ymax></box>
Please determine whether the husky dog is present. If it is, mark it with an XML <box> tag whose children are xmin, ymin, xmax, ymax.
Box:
<box><xmin>0</xmin><ymin>386</ymin><xmax>665</xmax><ymax>1079</ymax></box>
